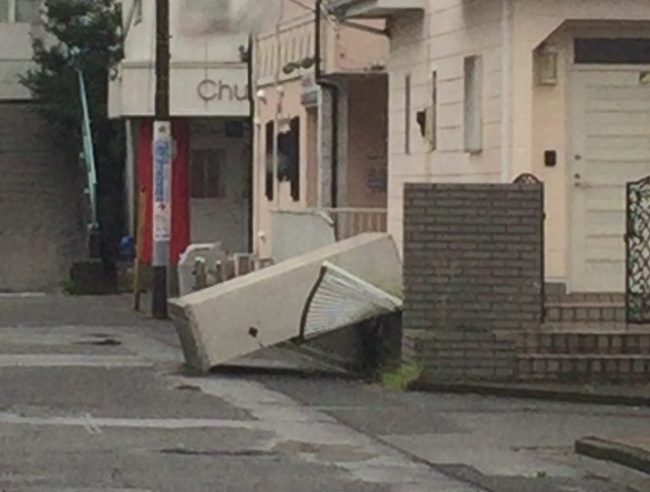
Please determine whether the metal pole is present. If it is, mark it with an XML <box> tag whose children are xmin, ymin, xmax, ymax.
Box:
<box><xmin>315</xmin><ymin>0</ymin><xmax>339</xmax><ymax>208</ymax></box>
<box><xmin>272</xmin><ymin>2</ymin><xmax>284</xmax><ymax>206</ymax></box>
<box><xmin>152</xmin><ymin>0</ymin><xmax>171</xmax><ymax>319</ymax></box>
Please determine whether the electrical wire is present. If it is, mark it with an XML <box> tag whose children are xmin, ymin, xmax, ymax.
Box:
<box><xmin>146</xmin><ymin>3</ymin><xmax>156</xmax><ymax>115</ymax></box>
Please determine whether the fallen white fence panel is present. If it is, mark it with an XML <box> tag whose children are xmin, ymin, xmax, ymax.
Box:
<box><xmin>300</xmin><ymin>261</ymin><xmax>402</xmax><ymax>340</ymax></box>
<box><xmin>169</xmin><ymin>234</ymin><xmax>402</xmax><ymax>373</ymax></box>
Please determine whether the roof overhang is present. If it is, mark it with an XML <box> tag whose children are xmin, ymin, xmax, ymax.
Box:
<box><xmin>329</xmin><ymin>0</ymin><xmax>425</xmax><ymax>19</ymax></box>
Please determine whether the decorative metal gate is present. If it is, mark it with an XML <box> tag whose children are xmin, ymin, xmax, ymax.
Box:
<box><xmin>626</xmin><ymin>175</ymin><xmax>650</xmax><ymax>323</ymax></box>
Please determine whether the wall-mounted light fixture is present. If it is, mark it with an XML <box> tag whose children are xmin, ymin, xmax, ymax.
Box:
<box><xmin>256</xmin><ymin>89</ymin><xmax>267</xmax><ymax>104</ymax></box>
<box><xmin>535</xmin><ymin>43</ymin><xmax>559</xmax><ymax>86</ymax></box>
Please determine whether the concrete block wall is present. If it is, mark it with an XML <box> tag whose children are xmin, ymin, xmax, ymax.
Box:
<box><xmin>0</xmin><ymin>103</ymin><xmax>86</xmax><ymax>292</ymax></box>
<box><xmin>402</xmin><ymin>183</ymin><xmax>544</xmax><ymax>382</ymax></box>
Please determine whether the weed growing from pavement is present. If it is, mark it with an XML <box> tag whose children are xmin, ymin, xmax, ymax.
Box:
<box><xmin>381</xmin><ymin>364</ymin><xmax>423</xmax><ymax>391</ymax></box>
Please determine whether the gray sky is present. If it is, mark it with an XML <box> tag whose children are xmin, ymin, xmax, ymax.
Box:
<box><xmin>180</xmin><ymin>0</ymin><xmax>283</xmax><ymax>35</ymax></box>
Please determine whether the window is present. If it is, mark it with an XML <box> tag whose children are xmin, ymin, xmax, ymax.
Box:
<box><xmin>191</xmin><ymin>149</ymin><xmax>226</xmax><ymax>199</ymax></box>
<box><xmin>428</xmin><ymin>71</ymin><xmax>437</xmax><ymax>150</ymax></box>
<box><xmin>15</xmin><ymin>0</ymin><xmax>37</xmax><ymax>22</ymax></box>
<box><xmin>0</xmin><ymin>0</ymin><xmax>39</xmax><ymax>23</ymax></box>
<box><xmin>575</xmin><ymin>38</ymin><xmax>650</xmax><ymax>64</ymax></box>
<box><xmin>278</xmin><ymin>117</ymin><xmax>300</xmax><ymax>202</ymax></box>
<box><xmin>417</xmin><ymin>71</ymin><xmax>438</xmax><ymax>151</ymax></box>
<box><xmin>464</xmin><ymin>55</ymin><xmax>483</xmax><ymax>154</ymax></box>
<box><xmin>265</xmin><ymin>121</ymin><xmax>274</xmax><ymax>201</ymax></box>
<box><xmin>134</xmin><ymin>0</ymin><xmax>143</xmax><ymax>25</ymax></box>
<box><xmin>0</xmin><ymin>0</ymin><xmax>10</xmax><ymax>21</ymax></box>
<box><xmin>404</xmin><ymin>74</ymin><xmax>411</xmax><ymax>154</ymax></box>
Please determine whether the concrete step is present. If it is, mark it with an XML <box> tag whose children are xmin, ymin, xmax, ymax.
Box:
<box><xmin>517</xmin><ymin>330</ymin><xmax>650</xmax><ymax>355</ymax></box>
<box><xmin>516</xmin><ymin>354</ymin><xmax>650</xmax><ymax>382</ymax></box>
<box><xmin>545</xmin><ymin>292</ymin><xmax>624</xmax><ymax>304</ymax></box>
<box><xmin>545</xmin><ymin>296</ymin><xmax>625</xmax><ymax>323</ymax></box>
<box><xmin>538</xmin><ymin>322</ymin><xmax>635</xmax><ymax>332</ymax></box>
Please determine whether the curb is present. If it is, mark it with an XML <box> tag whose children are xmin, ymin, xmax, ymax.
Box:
<box><xmin>208</xmin><ymin>363</ymin><xmax>354</xmax><ymax>380</ymax></box>
<box><xmin>411</xmin><ymin>382</ymin><xmax>650</xmax><ymax>407</ymax></box>
<box><xmin>575</xmin><ymin>437</ymin><xmax>650</xmax><ymax>475</ymax></box>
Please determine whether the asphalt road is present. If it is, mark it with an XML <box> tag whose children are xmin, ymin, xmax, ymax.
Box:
<box><xmin>0</xmin><ymin>295</ymin><xmax>476</xmax><ymax>492</ymax></box>
<box><xmin>1</xmin><ymin>295</ymin><xmax>649</xmax><ymax>492</ymax></box>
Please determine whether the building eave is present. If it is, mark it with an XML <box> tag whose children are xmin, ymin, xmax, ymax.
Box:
<box><xmin>329</xmin><ymin>0</ymin><xmax>425</xmax><ymax>19</ymax></box>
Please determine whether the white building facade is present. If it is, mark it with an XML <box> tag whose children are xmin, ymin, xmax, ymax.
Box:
<box><xmin>334</xmin><ymin>0</ymin><xmax>650</xmax><ymax>295</ymax></box>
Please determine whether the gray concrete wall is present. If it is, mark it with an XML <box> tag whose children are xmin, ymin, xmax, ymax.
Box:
<box><xmin>0</xmin><ymin>23</ymin><xmax>34</xmax><ymax>100</ymax></box>
<box><xmin>0</xmin><ymin>103</ymin><xmax>86</xmax><ymax>292</ymax></box>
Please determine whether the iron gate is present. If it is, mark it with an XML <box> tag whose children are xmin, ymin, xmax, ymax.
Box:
<box><xmin>626</xmin><ymin>175</ymin><xmax>650</xmax><ymax>323</ymax></box>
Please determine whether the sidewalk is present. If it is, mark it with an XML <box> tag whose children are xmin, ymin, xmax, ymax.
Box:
<box><xmin>257</xmin><ymin>374</ymin><xmax>650</xmax><ymax>492</ymax></box>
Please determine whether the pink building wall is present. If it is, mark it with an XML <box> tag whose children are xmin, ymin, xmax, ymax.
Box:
<box><xmin>345</xmin><ymin>76</ymin><xmax>388</xmax><ymax>209</ymax></box>
<box><xmin>253</xmin><ymin>0</ymin><xmax>389</xmax><ymax>258</ymax></box>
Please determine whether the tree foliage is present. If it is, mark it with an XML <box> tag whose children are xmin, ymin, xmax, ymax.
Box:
<box><xmin>20</xmin><ymin>0</ymin><xmax>125</xmax><ymax>253</ymax></box>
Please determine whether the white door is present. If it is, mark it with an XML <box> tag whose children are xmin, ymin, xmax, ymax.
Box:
<box><xmin>571</xmin><ymin>69</ymin><xmax>650</xmax><ymax>292</ymax></box>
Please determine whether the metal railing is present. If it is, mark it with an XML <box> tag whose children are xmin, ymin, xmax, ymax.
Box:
<box><xmin>76</xmin><ymin>68</ymin><xmax>99</xmax><ymax>233</ymax></box>
<box><xmin>325</xmin><ymin>208</ymin><xmax>387</xmax><ymax>241</ymax></box>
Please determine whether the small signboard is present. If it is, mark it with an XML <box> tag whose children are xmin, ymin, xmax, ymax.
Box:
<box><xmin>301</xmin><ymin>74</ymin><xmax>319</xmax><ymax>107</ymax></box>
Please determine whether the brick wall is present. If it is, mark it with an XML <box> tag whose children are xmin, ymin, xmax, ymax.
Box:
<box><xmin>402</xmin><ymin>183</ymin><xmax>544</xmax><ymax>382</ymax></box>
<box><xmin>403</xmin><ymin>328</ymin><xmax>517</xmax><ymax>381</ymax></box>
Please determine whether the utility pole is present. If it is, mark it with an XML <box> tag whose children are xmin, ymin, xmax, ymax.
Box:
<box><xmin>152</xmin><ymin>0</ymin><xmax>171</xmax><ymax>319</ymax></box>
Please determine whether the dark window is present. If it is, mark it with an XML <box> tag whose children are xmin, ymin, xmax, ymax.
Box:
<box><xmin>278</xmin><ymin>117</ymin><xmax>300</xmax><ymax>202</ymax></box>
<box><xmin>575</xmin><ymin>38</ymin><xmax>650</xmax><ymax>64</ymax></box>
<box><xmin>265</xmin><ymin>121</ymin><xmax>274</xmax><ymax>201</ymax></box>
<box><xmin>225</xmin><ymin>120</ymin><xmax>245</xmax><ymax>138</ymax></box>
<box><xmin>191</xmin><ymin>149</ymin><xmax>225</xmax><ymax>199</ymax></box>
